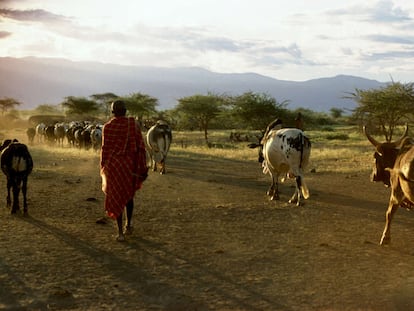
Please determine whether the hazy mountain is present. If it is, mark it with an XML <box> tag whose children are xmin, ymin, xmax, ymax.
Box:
<box><xmin>0</xmin><ymin>57</ymin><xmax>387</xmax><ymax>112</ymax></box>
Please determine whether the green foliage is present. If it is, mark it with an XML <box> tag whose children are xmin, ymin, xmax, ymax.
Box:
<box><xmin>121</xmin><ymin>93</ymin><xmax>158</xmax><ymax>120</ymax></box>
<box><xmin>287</xmin><ymin>108</ymin><xmax>334</xmax><ymax>130</ymax></box>
<box><xmin>175</xmin><ymin>93</ymin><xmax>225</xmax><ymax>142</ymax></box>
<box><xmin>90</xmin><ymin>92</ymin><xmax>119</xmax><ymax>116</ymax></box>
<box><xmin>349</xmin><ymin>81</ymin><xmax>414</xmax><ymax>141</ymax></box>
<box><xmin>330</xmin><ymin>107</ymin><xmax>344</xmax><ymax>119</ymax></box>
<box><xmin>0</xmin><ymin>97</ymin><xmax>21</xmax><ymax>115</ymax></box>
<box><xmin>325</xmin><ymin>133</ymin><xmax>349</xmax><ymax>140</ymax></box>
<box><xmin>34</xmin><ymin>104</ymin><xmax>61</xmax><ymax>115</ymax></box>
<box><xmin>61</xmin><ymin>96</ymin><xmax>99</xmax><ymax>116</ymax></box>
<box><xmin>24</xmin><ymin>89</ymin><xmax>355</xmax><ymax>131</ymax></box>
<box><xmin>230</xmin><ymin>92</ymin><xmax>289</xmax><ymax>130</ymax></box>
<box><xmin>320</xmin><ymin>126</ymin><xmax>335</xmax><ymax>132</ymax></box>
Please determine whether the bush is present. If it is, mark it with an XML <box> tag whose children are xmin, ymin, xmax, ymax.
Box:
<box><xmin>325</xmin><ymin>133</ymin><xmax>349</xmax><ymax>140</ymax></box>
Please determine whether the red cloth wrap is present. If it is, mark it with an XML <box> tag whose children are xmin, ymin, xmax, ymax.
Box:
<box><xmin>100</xmin><ymin>117</ymin><xmax>147</xmax><ymax>219</ymax></box>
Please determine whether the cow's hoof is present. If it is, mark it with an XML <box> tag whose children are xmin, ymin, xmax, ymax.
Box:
<box><xmin>289</xmin><ymin>198</ymin><xmax>298</xmax><ymax>204</ymax></box>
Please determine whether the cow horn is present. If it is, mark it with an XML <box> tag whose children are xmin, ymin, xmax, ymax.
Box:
<box><xmin>363</xmin><ymin>126</ymin><xmax>380</xmax><ymax>148</ymax></box>
<box><xmin>393</xmin><ymin>124</ymin><xmax>409</xmax><ymax>146</ymax></box>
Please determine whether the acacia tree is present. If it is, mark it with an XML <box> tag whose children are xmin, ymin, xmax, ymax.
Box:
<box><xmin>90</xmin><ymin>92</ymin><xmax>119</xmax><ymax>117</ymax></box>
<box><xmin>122</xmin><ymin>93</ymin><xmax>158</xmax><ymax>121</ymax></box>
<box><xmin>34</xmin><ymin>104</ymin><xmax>61</xmax><ymax>115</ymax></box>
<box><xmin>330</xmin><ymin>107</ymin><xmax>344</xmax><ymax>119</ymax></box>
<box><xmin>230</xmin><ymin>92</ymin><xmax>289</xmax><ymax>130</ymax></box>
<box><xmin>349</xmin><ymin>82</ymin><xmax>414</xmax><ymax>141</ymax></box>
<box><xmin>0</xmin><ymin>97</ymin><xmax>22</xmax><ymax>116</ymax></box>
<box><xmin>176</xmin><ymin>93</ymin><xmax>225</xmax><ymax>144</ymax></box>
<box><xmin>61</xmin><ymin>96</ymin><xmax>100</xmax><ymax>116</ymax></box>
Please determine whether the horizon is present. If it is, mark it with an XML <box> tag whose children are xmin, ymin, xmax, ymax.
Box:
<box><xmin>3</xmin><ymin>55</ymin><xmax>392</xmax><ymax>84</ymax></box>
<box><xmin>0</xmin><ymin>0</ymin><xmax>413</xmax><ymax>83</ymax></box>
<box><xmin>0</xmin><ymin>56</ymin><xmax>385</xmax><ymax>112</ymax></box>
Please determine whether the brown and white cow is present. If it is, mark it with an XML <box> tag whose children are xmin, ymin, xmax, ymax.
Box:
<box><xmin>146</xmin><ymin>120</ymin><xmax>172</xmax><ymax>174</ymax></box>
<box><xmin>249</xmin><ymin>119</ymin><xmax>311</xmax><ymax>206</ymax></box>
<box><xmin>364</xmin><ymin>125</ymin><xmax>414</xmax><ymax>245</ymax></box>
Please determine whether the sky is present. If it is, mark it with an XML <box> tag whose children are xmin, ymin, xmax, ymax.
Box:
<box><xmin>0</xmin><ymin>0</ymin><xmax>414</xmax><ymax>83</ymax></box>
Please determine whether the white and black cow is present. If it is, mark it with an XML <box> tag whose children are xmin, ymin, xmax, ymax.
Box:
<box><xmin>0</xmin><ymin>139</ymin><xmax>33</xmax><ymax>214</ymax></box>
<box><xmin>54</xmin><ymin>123</ymin><xmax>66</xmax><ymax>147</ymax></box>
<box><xmin>90</xmin><ymin>125</ymin><xmax>102</xmax><ymax>151</ymax></box>
<box><xmin>249</xmin><ymin>119</ymin><xmax>311</xmax><ymax>206</ymax></box>
<box><xmin>146</xmin><ymin>120</ymin><xmax>172</xmax><ymax>174</ymax></box>
<box><xmin>35</xmin><ymin>123</ymin><xmax>46</xmax><ymax>143</ymax></box>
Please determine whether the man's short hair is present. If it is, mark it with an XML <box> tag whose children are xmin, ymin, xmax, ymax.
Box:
<box><xmin>111</xmin><ymin>100</ymin><xmax>126</xmax><ymax>116</ymax></box>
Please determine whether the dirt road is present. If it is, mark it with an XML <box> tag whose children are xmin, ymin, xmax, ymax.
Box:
<box><xmin>1</xmin><ymin>132</ymin><xmax>414</xmax><ymax>310</ymax></box>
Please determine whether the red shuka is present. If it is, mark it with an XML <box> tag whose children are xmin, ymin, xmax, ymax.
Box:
<box><xmin>100</xmin><ymin>117</ymin><xmax>147</xmax><ymax>219</ymax></box>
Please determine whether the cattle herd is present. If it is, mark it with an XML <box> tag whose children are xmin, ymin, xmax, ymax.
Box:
<box><xmin>2</xmin><ymin>117</ymin><xmax>414</xmax><ymax>246</ymax></box>
<box><xmin>0</xmin><ymin>119</ymin><xmax>174</xmax><ymax>216</ymax></box>
<box><xmin>32</xmin><ymin>121</ymin><xmax>103</xmax><ymax>151</ymax></box>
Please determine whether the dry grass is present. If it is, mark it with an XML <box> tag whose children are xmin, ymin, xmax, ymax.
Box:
<box><xmin>169</xmin><ymin>127</ymin><xmax>375</xmax><ymax>174</ymax></box>
<box><xmin>1</xmin><ymin>125</ymin><xmax>414</xmax><ymax>310</ymax></box>
<box><xmin>1</xmin><ymin>125</ymin><xmax>377</xmax><ymax>175</ymax></box>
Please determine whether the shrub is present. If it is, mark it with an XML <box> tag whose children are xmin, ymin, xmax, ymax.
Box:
<box><xmin>325</xmin><ymin>133</ymin><xmax>349</xmax><ymax>140</ymax></box>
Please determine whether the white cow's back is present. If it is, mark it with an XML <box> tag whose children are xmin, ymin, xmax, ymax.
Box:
<box><xmin>262</xmin><ymin>128</ymin><xmax>311</xmax><ymax>198</ymax></box>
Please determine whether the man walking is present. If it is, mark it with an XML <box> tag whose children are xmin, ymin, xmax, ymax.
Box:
<box><xmin>100</xmin><ymin>100</ymin><xmax>148</xmax><ymax>241</ymax></box>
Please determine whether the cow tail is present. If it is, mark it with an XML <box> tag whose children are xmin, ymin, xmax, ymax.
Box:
<box><xmin>299</xmin><ymin>132</ymin><xmax>304</xmax><ymax>169</ymax></box>
<box><xmin>301</xmin><ymin>179</ymin><xmax>310</xmax><ymax>199</ymax></box>
<box><xmin>161</xmin><ymin>135</ymin><xmax>167</xmax><ymax>162</ymax></box>
<box><xmin>299</xmin><ymin>132</ymin><xmax>310</xmax><ymax>199</ymax></box>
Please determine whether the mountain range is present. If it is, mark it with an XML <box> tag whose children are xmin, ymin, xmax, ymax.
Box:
<box><xmin>0</xmin><ymin>56</ymin><xmax>387</xmax><ymax>112</ymax></box>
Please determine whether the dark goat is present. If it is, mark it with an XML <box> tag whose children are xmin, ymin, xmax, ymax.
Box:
<box><xmin>0</xmin><ymin>140</ymin><xmax>33</xmax><ymax>214</ymax></box>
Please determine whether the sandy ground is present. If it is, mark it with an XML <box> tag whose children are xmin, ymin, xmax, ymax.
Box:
<box><xmin>1</xmin><ymin>129</ymin><xmax>414</xmax><ymax>310</ymax></box>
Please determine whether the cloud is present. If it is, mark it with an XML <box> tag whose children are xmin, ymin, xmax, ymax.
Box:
<box><xmin>0</xmin><ymin>30</ymin><xmax>11</xmax><ymax>38</ymax></box>
<box><xmin>366</xmin><ymin>34</ymin><xmax>414</xmax><ymax>45</ymax></box>
<box><xmin>260</xmin><ymin>43</ymin><xmax>303</xmax><ymax>59</ymax></box>
<box><xmin>368</xmin><ymin>0</ymin><xmax>412</xmax><ymax>23</ymax></box>
<box><xmin>363</xmin><ymin>49</ymin><xmax>414</xmax><ymax>61</ymax></box>
<box><xmin>129</xmin><ymin>25</ymin><xmax>248</xmax><ymax>54</ymax></box>
<box><xmin>326</xmin><ymin>0</ymin><xmax>413</xmax><ymax>24</ymax></box>
<box><xmin>0</xmin><ymin>8</ymin><xmax>70</xmax><ymax>23</ymax></box>
<box><xmin>185</xmin><ymin>36</ymin><xmax>242</xmax><ymax>52</ymax></box>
